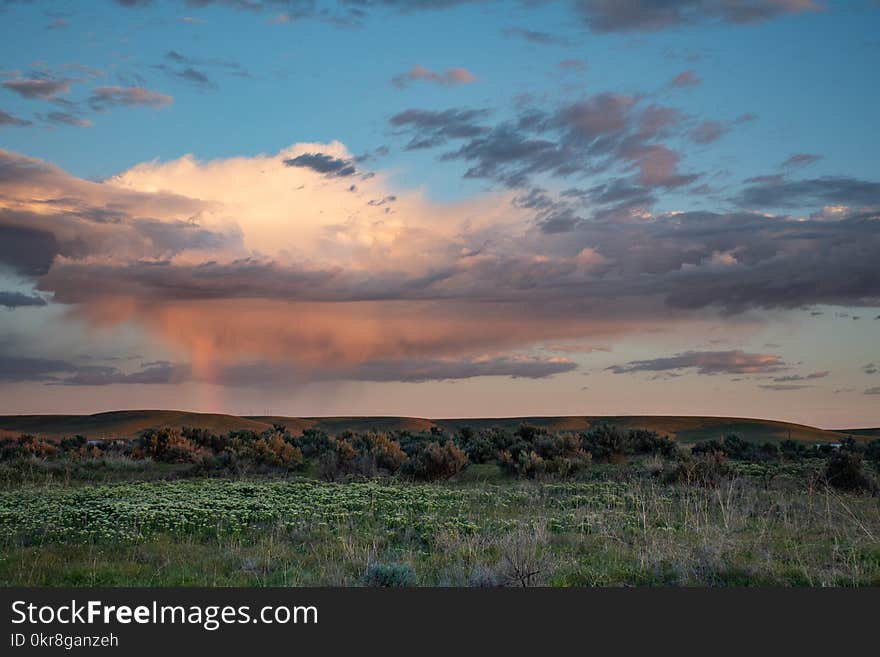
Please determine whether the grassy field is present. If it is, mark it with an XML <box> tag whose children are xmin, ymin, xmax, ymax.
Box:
<box><xmin>0</xmin><ymin>410</ymin><xmax>865</xmax><ymax>444</ymax></box>
<box><xmin>1</xmin><ymin>464</ymin><xmax>878</xmax><ymax>587</ymax></box>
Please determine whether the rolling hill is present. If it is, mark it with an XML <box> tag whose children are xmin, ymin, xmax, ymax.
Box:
<box><xmin>0</xmin><ymin>410</ymin><xmax>872</xmax><ymax>444</ymax></box>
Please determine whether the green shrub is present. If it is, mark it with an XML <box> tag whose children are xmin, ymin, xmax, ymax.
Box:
<box><xmin>468</xmin><ymin>566</ymin><xmax>499</xmax><ymax>587</ymax></box>
<box><xmin>345</xmin><ymin>432</ymin><xmax>408</xmax><ymax>473</ymax></box>
<box><xmin>363</xmin><ymin>562</ymin><xmax>417</xmax><ymax>587</ymax></box>
<box><xmin>824</xmin><ymin>452</ymin><xmax>878</xmax><ymax>494</ymax></box>
<box><xmin>403</xmin><ymin>442</ymin><xmax>468</xmax><ymax>481</ymax></box>
<box><xmin>499</xmin><ymin>449</ymin><xmax>544</xmax><ymax>478</ymax></box>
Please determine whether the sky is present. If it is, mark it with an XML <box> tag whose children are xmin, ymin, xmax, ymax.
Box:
<box><xmin>0</xmin><ymin>0</ymin><xmax>879</xmax><ymax>427</ymax></box>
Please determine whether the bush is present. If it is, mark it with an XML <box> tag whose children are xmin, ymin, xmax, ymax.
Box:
<box><xmin>246</xmin><ymin>433</ymin><xmax>304</xmax><ymax>469</ymax></box>
<box><xmin>296</xmin><ymin>429</ymin><xmax>334</xmax><ymax>459</ymax></box>
<box><xmin>137</xmin><ymin>428</ymin><xmax>202</xmax><ymax>463</ymax></box>
<box><xmin>0</xmin><ymin>435</ymin><xmax>58</xmax><ymax>460</ymax></box>
<box><xmin>499</xmin><ymin>449</ymin><xmax>544</xmax><ymax>478</ymax></box>
<box><xmin>666</xmin><ymin>452</ymin><xmax>731</xmax><ymax>487</ymax></box>
<box><xmin>455</xmin><ymin>427</ymin><xmax>498</xmax><ymax>464</ymax></box>
<box><xmin>403</xmin><ymin>442</ymin><xmax>468</xmax><ymax>481</ymax></box>
<box><xmin>345</xmin><ymin>432</ymin><xmax>408</xmax><ymax>473</ymax></box>
<box><xmin>824</xmin><ymin>452</ymin><xmax>878</xmax><ymax>494</ymax></box>
<box><xmin>468</xmin><ymin>566</ymin><xmax>499</xmax><ymax>587</ymax></box>
<box><xmin>363</xmin><ymin>562</ymin><xmax>417</xmax><ymax>587</ymax></box>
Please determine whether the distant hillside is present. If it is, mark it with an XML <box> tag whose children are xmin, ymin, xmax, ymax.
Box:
<box><xmin>835</xmin><ymin>427</ymin><xmax>880</xmax><ymax>438</ymax></box>
<box><xmin>0</xmin><ymin>410</ymin><xmax>870</xmax><ymax>444</ymax></box>
<box><xmin>0</xmin><ymin>410</ymin><xmax>269</xmax><ymax>439</ymax></box>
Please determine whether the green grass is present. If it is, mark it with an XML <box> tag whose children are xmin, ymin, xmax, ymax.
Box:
<box><xmin>1</xmin><ymin>468</ymin><xmax>878</xmax><ymax>587</ymax></box>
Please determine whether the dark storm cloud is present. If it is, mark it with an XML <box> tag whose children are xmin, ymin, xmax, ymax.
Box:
<box><xmin>348</xmin><ymin>355</ymin><xmax>578</xmax><ymax>382</ymax></box>
<box><xmin>0</xmin><ymin>351</ymin><xmax>189</xmax><ymax>386</ymax></box>
<box><xmin>0</xmin><ymin>225</ymin><xmax>59</xmax><ymax>277</ymax></box>
<box><xmin>206</xmin><ymin>354</ymin><xmax>577</xmax><ymax>386</ymax></box>
<box><xmin>645</xmin><ymin>210</ymin><xmax>880</xmax><ymax>311</ymax></box>
<box><xmin>283</xmin><ymin>153</ymin><xmax>358</xmax><ymax>177</ymax></box>
<box><xmin>736</xmin><ymin>176</ymin><xmax>880</xmax><ymax>208</ymax></box>
<box><xmin>572</xmin><ymin>0</ymin><xmax>820</xmax><ymax>33</ymax></box>
<box><xmin>4</xmin><ymin>148</ymin><xmax>880</xmax><ymax>323</ymax></box>
<box><xmin>4</xmin><ymin>353</ymin><xmax>574</xmax><ymax>387</ymax></box>
<box><xmin>0</xmin><ymin>109</ymin><xmax>31</xmax><ymax>127</ymax></box>
<box><xmin>607</xmin><ymin>350</ymin><xmax>787</xmax><ymax>375</ymax></box>
<box><xmin>57</xmin><ymin>360</ymin><xmax>187</xmax><ymax>386</ymax></box>
<box><xmin>0</xmin><ymin>291</ymin><xmax>47</xmax><ymax>308</ymax></box>
<box><xmin>0</xmin><ymin>356</ymin><xmax>76</xmax><ymax>383</ymax></box>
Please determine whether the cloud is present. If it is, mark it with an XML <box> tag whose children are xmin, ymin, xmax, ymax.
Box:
<box><xmin>737</xmin><ymin>176</ymin><xmax>880</xmax><ymax>208</ymax></box>
<box><xmin>690</xmin><ymin>120</ymin><xmax>726</xmax><ymax>144</ymax></box>
<box><xmin>503</xmin><ymin>27</ymin><xmax>572</xmax><ymax>46</ymax></box>
<box><xmin>0</xmin><ymin>355</ymin><xmax>187</xmax><ymax>386</ymax></box>
<box><xmin>0</xmin><ymin>291</ymin><xmax>47</xmax><ymax>308</ymax></box>
<box><xmin>153</xmin><ymin>50</ymin><xmax>248</xmax><ymax>89</ymax></box>
<box><xmin>392</xmin><ymin>65</ymin><xmax>476</xmax><ymax>88</ymax></box>
<box><xmin>669</xmin><ymin>70</ymin><xmax>701</xmax><ymax>87</ymax></box>
<box><xmin>863</xmin><ymin>363</ymin><xmax>877</xmax><ymax>375</ymax></box>
<box><xmin>283</xmin><ymin>152</ymin><xmax>358</xmax><ymax>177</ymax></box>
<box><xmin>559</xmin><ymin>59</ymin><xmax>587</xmax><ymax>71</ymax></box>
<box><xmin>2</xmin><ymin>77</ymin><xmax>71</xmax><ymax>99</ymax></box>
<box><xmin>607</xmin><ymin>350</ymin><xmax>787</xmax><ymax>375</ymax></box>
<box><xmin>0</xmin><ymin>224</ymin><xmax>60</xmax><ymax>277</ymax></box>
<box><xmin>572</xmin><ymin>0</ymin><xmax>822</xmax><ymax>33</ymax></box>
<box><xmin>760</xmin><ymin>383</ymin><xmax>811</xmax><ymax>391</ymax></box>
<box><xmin>0</xmin><ymin>109</ymin><xmax>31</xmax><ymax>127</ymax></box>
<box><xmin>343</xmin><ymin>354</ymin><xmax>577</xmax><ymax>382</ymax></box>
<box><xmin>781</xmin><ymin>152</ymin><xmax>822</xmax><ymax>169</ymax></box>
<box><xmin>389</xmin><ymin>92</ymin><xmax>711</xmax><ymax>191</ymax></box>
<box><xmin>771</xmin><ymin>371</ymin><xmax>829</xmax><ymax>382</ymax></box>
<box><xmin>57</xmin><ymin>360</ymin><xmax>187</xmax><ymax>386</ymax></box>
<box><xmin>158</xmin><ymin>65</ymin><xmax>215</xmax><ymax>89</ymax></box>
<box><xmin>0</xmin><ymin>356</ymin><xmax>78</xmax><ymax>383</ymax></box>
<box><xmin>390</xmin><ymin>107</ymin><xmax>490</xmax><ymax>149</ymax></box>
<box><xmin>3</xmin><ymin>144</ymin><xmax>880</xmax><ymax>390</ymax></box>
<box><xmin>88</xmin><ymin>86</ymin><xmax>173</xmax><ymax>110</ymax></box>
<box><xmin>38</xmin><ymin>111</ymin><xmax>92</xmax><ymax>127</ymax></box>
<box><xmin>22</xmin><ymin>353</ymin><xmax>576</xmax><ymax>387</ymax></box>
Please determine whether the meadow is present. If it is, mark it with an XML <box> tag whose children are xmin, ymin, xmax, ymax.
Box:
<box><xmin>1</xmin><ymin>465</ymin><xmax>878</xmax><ymax>587</ymax></box>
<box><xmin>0</xmin><ymin>421</ymin><xmax>878</xmax><ymax>587</ymax></box>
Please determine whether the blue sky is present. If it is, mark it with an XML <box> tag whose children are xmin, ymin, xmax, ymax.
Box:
<box><xmin>1</xmin><ymin>0</ymin><xmax>879</xmax><ymax>425</ymax></box>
